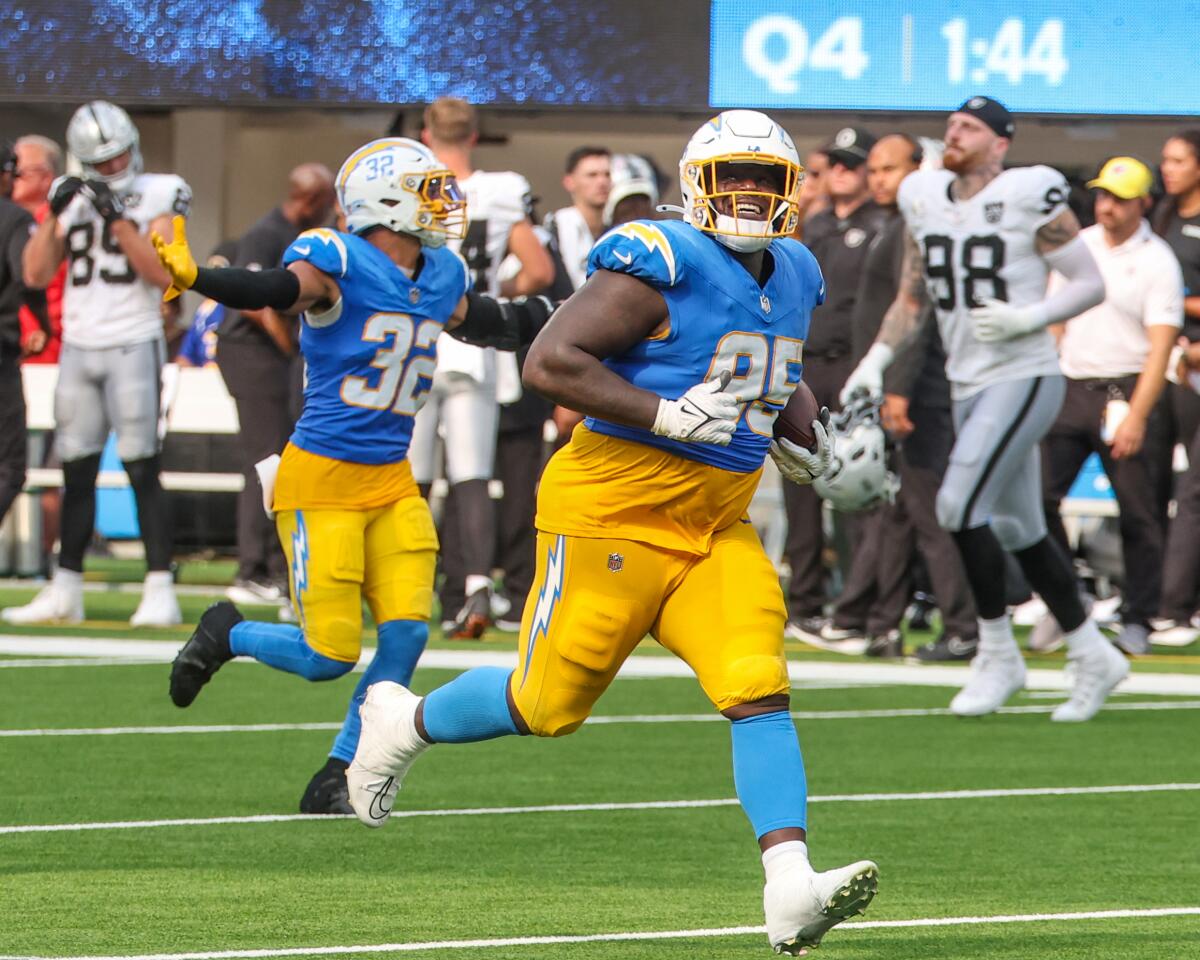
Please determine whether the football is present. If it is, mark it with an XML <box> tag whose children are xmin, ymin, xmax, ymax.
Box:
<box><xmin>773</xmin><ymin>381</ymin><xmax>822</xmax><ymax>451</ymax></box>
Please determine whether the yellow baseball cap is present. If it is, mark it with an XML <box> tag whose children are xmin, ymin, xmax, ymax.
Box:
<box><xmin>1087</xmin><ymin>157</ymin><xmax>1153</xmax><ymax>200</ymax></box>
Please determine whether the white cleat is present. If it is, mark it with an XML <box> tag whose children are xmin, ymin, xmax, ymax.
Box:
<box><xmin>1051</xmin><ymin>642</ymin><xmax>1130</xmax><ymax>722</ymax></box>
<box><xmin>1</xmin><ymin>582</ymin><xmax>84</xmax><ymax>624</ymax></box>
<box><xmin>346</xmin><ymin>682</ymin><xmax>430</xmax><ymax>828</ymax></box>
<box><xmin>765</xmin><ymin>859</ymin><xmax>879</xmax><ymax>955</ymax></box>
<box><xmin>949</xmin><ymin>652</ymin><xmax>1026</xmax><ymax>717</ymax></box>
<box><xmin>130</xmin><ymin>582</ymin><xmax>182</xmax><ymax>627</ymax></box>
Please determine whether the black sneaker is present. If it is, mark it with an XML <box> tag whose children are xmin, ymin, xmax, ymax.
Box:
<box><xmin>906</xmin><ymin>592</ymin><xmax>936</xmax><ymax>631</ymax></box>
<box><xmin>914</xmin><ymin>633</ymin><xmax>978</xmax><ymax>662</ymax></box>
<box><xmin>785</xmin><ymin>616</ymin><xmax>829</xmax><ymax>644</ymax></box>
<box><xmin>865</xmin><ymin>628</ymin><xmax>904</xmax><ymax>658</ymax></box>
<box><xmin>299</xmin><ymin>757</ymin><xmax>352</xmax><ymax>815</ymax></box>
<box><xmin>169</xmin><ymin>601</ymin><xmax>242</xmax><ymax>707</ymax></box>
<box><xmin>448</xmin><ymin>586</ymin><xmax>492</xmax><ymax>639</ymax></box>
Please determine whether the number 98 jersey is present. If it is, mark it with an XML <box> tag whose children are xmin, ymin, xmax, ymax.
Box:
<box><xmin>59</xmin><ymin>172</ymin><xmax>191</xmax><ymax>349</ymax></box>
<box><xmin>898</xmin><ymin>165</ymin><xmax>1068</xmax><ymax>399</ymax></box>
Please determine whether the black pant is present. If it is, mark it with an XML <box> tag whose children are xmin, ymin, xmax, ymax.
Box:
<box><xmin>783</xmin><ymin>355</ymin><xmax>853</xmax><ymax>617</ymax></box>
<box><xmin>1159</xmin><ymin>384</ymin><xmax>1200</xmax><ymax>619</ymax></box>
<box><xmin>896</xmin><ymin>402</ymin><xmax>979</xmax><ymax>637</ymax></box>
<box><xmin>217</xmin><ymin>341</ymin><xmax>293</xmax><ymax>584</ymax></box>
<box><xmin>830</xmin><ymin>501</ymin><xmax>912</xmax><ymax>635</ymax></box>
<box><xmin>0</xmin><ymin>353</ymin><xmax>26</xmax><ymax>528</ymax></box>
<box><xmin>493</xmin><ymin>426</ymin><xmax>544</xmax><ymax>608</ymax></box>
<box><xmin>1041</xmin><ymin>377</ymin><xmax>1169</xmax><ymax>626</ymax></box>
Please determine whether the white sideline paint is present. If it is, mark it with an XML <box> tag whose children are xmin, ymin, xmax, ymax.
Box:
<box><xmin>4</xmin><ymin>634</ymin><xmax>1200</xmax><ymax>695</ymax></box>
<box><xmin>4</xmin><ymin>698</ymin><xmax>1200</xmax><ymax>740</ymax></box>
<box><xmin>2</xmin><ymin>783</ymin><xmax>1196</xmax><ymax>836</ymax></box>
<box><xmin>21</xmin><ymin>907</ymin><xmax>1200</xmax><ymax>960</ymax></box>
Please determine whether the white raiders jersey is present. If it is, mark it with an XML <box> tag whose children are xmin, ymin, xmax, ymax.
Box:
<box><xmin>898</xmin><ymin>166</ymin><xmax>1068</xmax><ymax>398</ymax></box>
<box><xmin>437</xmin><ymin>169</ymin><xmax>533</xmax><ymax>382</ymax></box>
<box><xmin>58</xmin><ymin>172</ymin><xmax>191</xmax><ymax>349</ymax></box>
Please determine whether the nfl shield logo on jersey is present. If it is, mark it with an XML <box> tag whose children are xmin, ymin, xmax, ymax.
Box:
<box><xmin>984</xmin><ymin>202</ymin><xmax>1004</xmax><ymax>224</ymax></box>
<box><xmin>607</xmin><ymin>553</ymin><xmax>624</xmax><ymax>573</ymax></box>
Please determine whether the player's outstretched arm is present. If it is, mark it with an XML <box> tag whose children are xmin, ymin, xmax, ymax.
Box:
<box><xmin>840</xmin><ymin>228</ymin><xmax>927</xmax><ymax>404</ymax></box>
<box><xmin>151</xmin><ymin>216</ymin><xmax>338</xmax><ymax>314</ymax></box>
<box><xmin>972</xmin><ymin>208</ymin><xmax>1104</xmax><ymax>343</ymax></box>
<box><xmin>444</xmin><ymin>291</ymin><xmax>557</xmax><ymax>352</ymax></box>
<box><xmin>517</xmin><ymin>269</ymin><xmax>739</xmax><ymax>444</ymax></box>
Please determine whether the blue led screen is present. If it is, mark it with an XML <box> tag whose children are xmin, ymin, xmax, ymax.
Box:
<box><xmin>0</xmin><ymin>1</ymin><xmax>709</xmax><ymax>107</ymax></box>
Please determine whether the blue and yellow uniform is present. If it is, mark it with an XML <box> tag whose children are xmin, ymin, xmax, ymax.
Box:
<box><xmin>270</xmin><ymin>227</ymin><xmax>469</xmax><ymax>664</ymax></box>
<box><xmin>511</xmin><ymin>219</ymin><xmax>824</xmax><ymax>735</ymax></box>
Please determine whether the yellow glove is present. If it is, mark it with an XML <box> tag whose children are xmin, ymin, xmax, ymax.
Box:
<box><xmin>150</xmin><ymin>215</ymin><xmax>198</xmax><ymax>302</ymax></box>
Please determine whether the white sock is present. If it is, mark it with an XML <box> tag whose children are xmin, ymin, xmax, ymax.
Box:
<box><xmin>144</xmin><ymin>571</ymin><xmax>174</xmax><ymax>590</ymax></box>
<box><xmin>977</xmin><ymin>615</ymin><xmax>1019</xmax><ymax>657</ymax></box>
<box><xmin>53</xmin><ymin>568</ymin><xmax>83</xmax><ymax>592</ymax></box>
<box><xmin>465</xmin><ymin>574</ymin><xmax>491</xmax><ymax>597</ymax></box>
<box><xmin>762</xmin><ymin>840</ymin><xmax>810</xmax><ymax>881</ymax></box>
<box><xmin>1064</xmin><ymin>617</ymin><xmax>1105</xmax><ymax>657</ymax></box>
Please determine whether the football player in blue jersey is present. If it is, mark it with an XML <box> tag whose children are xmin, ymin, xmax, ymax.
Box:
<box><xmin>152</xmin><ymin>138</ymin><xmax>554</xmax><ymax>814</ymax></box>
<box><xmin>345</xmin><ymin>112</ymin><xmax>879</xmax><ymax>955</ymax></box>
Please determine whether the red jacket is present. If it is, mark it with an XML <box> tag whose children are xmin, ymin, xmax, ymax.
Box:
<box><xmin>18</xmin><ymin>201</ymin><xmax>64</xmax><ymax>364</ymax></box>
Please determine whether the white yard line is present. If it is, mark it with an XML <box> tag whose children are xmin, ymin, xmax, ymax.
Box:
<box><xmin>20</xmin><ymin>907</ymin><xmax>1200</xmax><ymax>960</ymax></box>
<box><xmin>4</xmin><ymin>697</ymin><xmax>1200</xmax><ymax>741</ymax></box>
<box><xmin>2</xmin><ymin>783</ymin><xmax>1195</xmax><ymax>836</ymax></box>
<box><xmin>4</xmin><ymin>635</ymin><xmax>1200</xmax><ymax>694</ymax></box>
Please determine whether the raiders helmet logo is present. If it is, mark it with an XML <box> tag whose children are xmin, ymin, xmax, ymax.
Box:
<box><xmin>834</xmin><ymin>127</ymin><xmax>857</xmax><ymax>148</ymax></box>
<box><xmin>984</xmin><ymin>202</ymin><xmax>1004</xmax><ymax>224</ymax></box>
<box><xmin>844</xmin><ymin>227</ymin><xmax>867</xmax><ymax>248</ymax></box>
<box><xmin>968</xmin><ymin>97</ymin><xmax>987</xmax><ymax>109</ymax></box>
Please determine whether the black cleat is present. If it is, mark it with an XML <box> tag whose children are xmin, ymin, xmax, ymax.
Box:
<box><xmin>300</xmin><ymin>757</ymin><xmax>353</xmax><ymax>815</ymax></box>
<box><xmin>914</xmin><ymin>633</ymin><xmax>978</xmax><ymax>662</ymax></box>
<box><xmin>169</xmin><ymin>601</ymin><xmax>241</xmax><ymax>707</ymax></box>
<box><xmin>865</xmin><ymin>628</ymin><xmax>904</xmax><ymax>658</ymax></box>
<box><xmin>447</xmin><ymin>586</ymin><xmax>491</xmax><ymax>640</ymax></box>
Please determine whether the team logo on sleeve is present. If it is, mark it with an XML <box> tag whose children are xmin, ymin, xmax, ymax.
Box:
<box><xmin>611</xmin><ymin>222</ymin><xmax>676</xmax><ymax>284</ymax></box>
<box><xmin>985</xmin><ymin>202</ymin><xmax>1004</xmax><ymax>224</ymax></box>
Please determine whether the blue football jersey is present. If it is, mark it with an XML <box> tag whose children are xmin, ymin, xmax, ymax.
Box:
<box><xmin>177</xmin><ymin>297</ymin><xmax>224</xmax><ymax>367</ymax></box>
<box><xmin>584</xmin><ymin>219</ymin><xmax>825</xmax><ymax>473</ymax></box>
<box><xmin>283</xmin><ymin>228</ymin><xmax>470</xmax><ymax>465</ymax></box>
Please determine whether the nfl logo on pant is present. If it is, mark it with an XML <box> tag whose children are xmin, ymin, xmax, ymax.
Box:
<box><xmin>607</xmin><ymin>553</ymin><xmax>624</xmax><ymax>573</ymax></box>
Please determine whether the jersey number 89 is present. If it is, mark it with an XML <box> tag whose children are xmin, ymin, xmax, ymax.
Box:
<box><xmin>706</xmin><ymin>332</ymin><xmax>805</xmax><ymax>437</ymax></box>
<box><xmin>341</xmin><ymin>312</ymin><xmax>439</xmax><ymax>416</ymax></box>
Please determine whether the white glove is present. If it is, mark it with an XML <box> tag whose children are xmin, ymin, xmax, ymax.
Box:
<box><xmin>839</xmin><ymin>342</ymin><xmax>894</xmax><ymax>406</ymax></box>
<box><xmin>652</xmin><ymin>372</ymin><xmax>740</xmax><ymax>446</ymax></box>
<box><xmin>770</xmin><ymin>418</ymin><xmax>834</xmax><ymax>485</ymax></box>
<box><xmin>971</xmin><ymin>298</ymin><xmax>1046</xmax><ymax>343</ymax></box>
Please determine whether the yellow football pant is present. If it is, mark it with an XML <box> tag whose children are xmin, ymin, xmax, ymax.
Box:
<box><xmin>510</xmin><ymin>521</ymin><xmax>789</xmax><ymax>736</ymax></box>
<box><xmin>275</xmin><ymin>496</ymin><xmax>439</xmax><ymax>663</ymax></box>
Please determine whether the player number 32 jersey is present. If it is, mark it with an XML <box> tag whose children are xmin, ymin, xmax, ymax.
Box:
<box><xmin>898</xmin><ymin>165</ymin><xmax>1069</xmax><ymax>398</ymax></box>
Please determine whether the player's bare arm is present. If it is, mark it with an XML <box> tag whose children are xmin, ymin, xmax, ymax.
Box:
<box><xmin>499</xmin><ymin>219</ymin><xmax>555</xmax><ymax>297</ymax></box>
<box><xmin>521</xmin><ymin>269</ymin><xmax>672</xmax><ymax>429</ymax></box>
<box><xmin>1034</xmin><ymin>206</ymin><xmax>1081</xmax><ymax>255</ymax></box>
<box><xmin>839</xmin><ymin>228</ymin><xmax>926</xmax><ymax>403</ymax></box>
<box><xmin>876</xmin><ymin>228</ymin><xmax>929</xmax><ymax>351</ymax></box>
<box><xmin>23</xmin><ymin>215</ymin><xmax>66</xmax><ymax>289</ymax></box>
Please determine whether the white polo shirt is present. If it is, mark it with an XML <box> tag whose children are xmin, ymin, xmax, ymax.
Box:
<box><xmin>1055</xmin><ymin>220</ymin><xmax>1184</xmax><ymax>379</ymax></box>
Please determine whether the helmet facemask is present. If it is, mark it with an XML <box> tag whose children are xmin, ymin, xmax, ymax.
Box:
<box><xmin>401</xmin><ymin>169</ymin><xmax>467</xmax><ymax>248</ymax></box>
<box><xmin>683</xmin><ymin>153</ymin><xmax>803</xmax><ymax>253</ymax></box>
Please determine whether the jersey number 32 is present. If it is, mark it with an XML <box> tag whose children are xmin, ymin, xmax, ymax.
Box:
<box><xmin>341</xmin><ymin>312</ymin><xmax>439</xmax><ymax>416</ymax></box>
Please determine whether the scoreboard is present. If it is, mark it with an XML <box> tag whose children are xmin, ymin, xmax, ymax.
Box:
<box><xmin>711</xmin><ymin>1</ymin><xmax>1200</xmax><ymax>116</ymax></box>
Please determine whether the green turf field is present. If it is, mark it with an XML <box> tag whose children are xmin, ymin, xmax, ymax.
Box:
<box><xmin>1</xmin><ymin>597</ymin><xmax>1199</xmax><ymax>960</ymax></box>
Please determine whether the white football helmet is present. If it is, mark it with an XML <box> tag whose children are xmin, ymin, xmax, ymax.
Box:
<box><xmin>66</xmin><ymin>101</ymin><xmax>142</xmax><ymax>194</ymax></box>
<box><xmin>604</xmin><ymin>154</ymin><xmax>660</xmax><ymax>226</ymax></box>
<box><xmin>812</xmin><ymin>396</ymin><xmax>900</xmax><ymax>512</ymax></box>
<box><xmin>679</xmin><ymin>110</ymin><xmax>803</xmax><ymax>252</ymax></box>
<box><xmin>336</xmin><ymin>137</ymin><xmax>466</xmax><ymax>247</ymax></box>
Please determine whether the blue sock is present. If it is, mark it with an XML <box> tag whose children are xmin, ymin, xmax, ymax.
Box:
<box><xmin>421</xmin><ymin>666</ymin><xmax>519</xmax><ymax>744</ymax></box>
<box><xmin>731</xmin><ymin>710</ymin><xmax>807</xmax><ymax>837</ymax></box>
<box><xmin>330</xmin><ymin>619</ymin><xmax>428</xmax><ymax>763</ymax></box>
<box><xmin>229</xmin><ymin>621</ymin><xmax>354</xmax><ymax>681</ymax></box>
